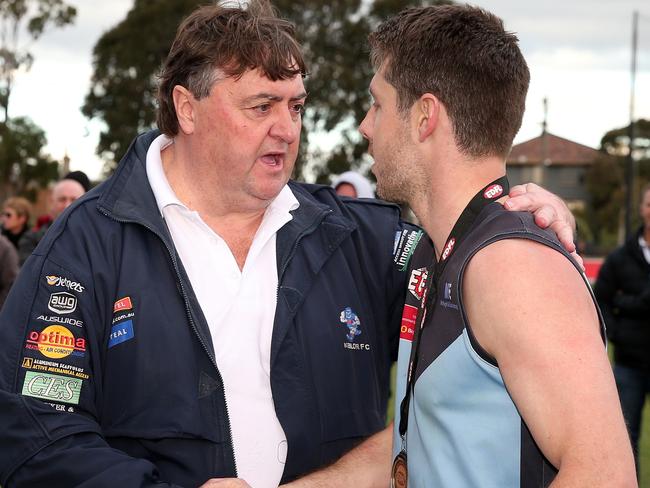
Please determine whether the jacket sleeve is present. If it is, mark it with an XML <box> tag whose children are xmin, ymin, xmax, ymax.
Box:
<box><xmin>0</xmin><ymin>241</ymin><xmax>183</xmax><ymax>487</ymax></box>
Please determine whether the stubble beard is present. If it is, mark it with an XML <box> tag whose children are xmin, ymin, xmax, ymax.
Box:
<box><xmin>374</xmin><ymin>132</ymin><xmax>416</xmax><ymax>206</ymax></box>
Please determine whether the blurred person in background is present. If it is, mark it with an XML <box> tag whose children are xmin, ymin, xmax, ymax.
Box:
<box><xmin>1</xmin><ymin>197</ymin><xmax>32</xmax><ymax>251</ymax></box>
<box><xmin>595</xmin><ymin>183</ymin><xmax>650</xmax><ymax>475</ymax></box>
<box><xmin>19</xmin><ymin>171</ymin><xmax>89</xmax><ymax>265</ymax></box>
<box><xmin>332</xmin><ymin>170</ymin><xmax>375</xmax><ymax>198</ymax></box>
<box><xmin>0</xmin><ymin>234</ymin><xmax>18</xmax><ymax>309</ymax></box>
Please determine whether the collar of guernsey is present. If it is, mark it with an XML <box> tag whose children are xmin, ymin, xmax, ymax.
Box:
<box><xmin>145</xmin><ymin>133</ymin><xmax>299</xmax><ymax>217</ymax></box>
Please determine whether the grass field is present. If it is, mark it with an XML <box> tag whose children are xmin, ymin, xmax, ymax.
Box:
<box><xmin>640</xmin><ymin>406</ymin><xmax>650</xmax><ymax>487</ymax></box>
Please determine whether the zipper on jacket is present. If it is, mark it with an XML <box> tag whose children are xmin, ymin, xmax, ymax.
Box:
<box><xmin>99</xmin><ymin>209</ymin><xmax>238</xmax><ymax>477</ymax></box>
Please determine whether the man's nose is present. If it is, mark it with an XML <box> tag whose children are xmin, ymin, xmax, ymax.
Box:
<box><xmin>270</xmin><ymin>109</ymin><xmax>300</xmax><ymax>144</ymax></box>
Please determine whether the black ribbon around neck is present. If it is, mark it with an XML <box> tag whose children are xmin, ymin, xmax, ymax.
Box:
<box><xmin>398</xmin><ymin>175</ymin><xmax>510</xmax><ymax>439</ymax></box>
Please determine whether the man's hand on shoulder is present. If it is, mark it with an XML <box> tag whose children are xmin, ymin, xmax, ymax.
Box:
<box><xmin>503</xmin><ymin>183</ymin><xmax>581</xmax><ymax>267</ymax></box>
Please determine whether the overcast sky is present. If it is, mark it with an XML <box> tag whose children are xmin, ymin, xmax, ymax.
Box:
<box><xmin>8</xmin><ymin>0</ymin><xmax>650</xmax><ymax>181</ymax></box>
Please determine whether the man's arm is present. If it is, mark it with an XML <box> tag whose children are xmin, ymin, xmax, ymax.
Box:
<box><xmin>281</xmin><ymin>425</ymin><xmax>392</xmax><ymax>488</ymax></box>
<box><xmin>463</xmin><ymin>239</ymin><xmax>636</xmax><ymax>487</ymax></box>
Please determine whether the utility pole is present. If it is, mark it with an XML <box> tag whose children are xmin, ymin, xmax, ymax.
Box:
<box><xmin>624</xmin><ymin>11</ymin><xmax>638</xmax><ymax>239</ymax></box>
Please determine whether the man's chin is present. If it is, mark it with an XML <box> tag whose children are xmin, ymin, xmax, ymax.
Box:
<box><xmin>376</xmin><ymin>185</ymin><xmax>409</xmax><ymax>206</ymax></box>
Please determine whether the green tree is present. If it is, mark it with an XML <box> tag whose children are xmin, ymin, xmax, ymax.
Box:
<box><xmin>83</xmin><ymin>0</ymin><xmax>449</xmax><ymax>178</ymax></box>
<box><xmin>0</xmin><ymin>116</ymin><xmax>59</xmax><ymax>201</ymax></box>
<box><xmin>82</xmin><ymin>0</ymin><xmax>200</xmax><ymax>171</ymax></box>
<box><xmin>0</xmin><ymin>0</ymin><xmax>76</xmax><ymax>122</ymax></box>
<box><xmin>584</xmin><ymin>119</ymin><xmax>650</xmax><ymax>250</ymax></box>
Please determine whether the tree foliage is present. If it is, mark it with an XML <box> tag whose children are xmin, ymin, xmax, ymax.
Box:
<box><xmin>82</xmin><ymin>0</ymin><xmax>200</xmax><ymax>170</ymax></box>
<box><xmin>0</xmin><ymin>116</ymin><xmax>59</xmax><ymax>200</ymax></box>
<box><xmin>83</xmin><ymin>0</ymin><xmax>449</xmax><ymax>178</ymax></box>
<box><xmin>0</xmin><ymin>0</ymin><xmax>76</xmax><ymax>122</ymax></box>
<box><xmin>584</xmin><ymin>119</ymin><xmax>650</xmax><ymax>249</ymax></box>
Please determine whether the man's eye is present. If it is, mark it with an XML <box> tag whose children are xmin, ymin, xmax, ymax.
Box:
<box><xmin>255</xmin><ymin>104</ymin><xmax>272</xmax><ymax>113</ymax></box>
<box><xmin>290</xmin><ymin>103</ymin><xmax>305</xmax><ymax>115</ymax></box>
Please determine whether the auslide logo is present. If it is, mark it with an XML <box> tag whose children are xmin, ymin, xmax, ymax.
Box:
<box><xmin>45</xmin><ymin>275</ymin><xmax>85</xmax><ymax>293</ymax></box>
<box><xmin>441</xmin><ymin>238</ymin><xmax>456</xmax><ymax>261</ymax></box>
<box><xmin>408</xmin><ymin>267</ymin><xmax>428</xmax><ymax>300</ymax></box>
<box><xmin>48</xmin><ymin>292</ymin><xmax>77</xmax><ymax>314</ymax></box>
<box><xmin>483</xmin><ymin>184</ymin><xmax>504</xmax><ymax>200</ymax></box>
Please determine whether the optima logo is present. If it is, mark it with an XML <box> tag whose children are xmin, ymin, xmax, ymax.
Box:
<box><xmin>45</xmin><ymin>275</ymin><xmax>85</xmax><ymax>293</ymax></box>
<box><xmin>26</xmin><ymin>325</ymin><xmax>86</xmax><ymax>359</ymax></box>
<box><xmin>48</xmin><ymin>292</ymin><xmax>77</xmax><ymax>314</ymax></box>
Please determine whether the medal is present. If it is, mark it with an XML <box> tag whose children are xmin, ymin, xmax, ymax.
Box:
<box><xmin>390</xmin><ymin>451</ymin><xmax>408</xmax><ymax>488</ymax></box>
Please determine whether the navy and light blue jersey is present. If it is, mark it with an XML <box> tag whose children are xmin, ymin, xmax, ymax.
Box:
<box><xmin>394</xmin><ymin>204</ymin><xmax>603</xmax><ymax>487</ymax></box>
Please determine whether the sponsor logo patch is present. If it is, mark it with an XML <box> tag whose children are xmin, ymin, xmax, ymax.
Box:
<box><xmin>108</xmin><ymin>320</ymin><xmax>134</xmax><ymax>348</ymax></box>
<box><xmin>400</xmin><ymin>304</ymin><xmax>418</xmax><ymax>342</ymax></box>
<box><xmin>444</xmin><ymin>282</ymin><xmax>452</xmax><ymax>301</ymax></box>
<box><xmin>393</xmin><ymin>230</ymin><xmax>423</xmax><ymax>271</ymax></box>
<box><xmin>483</xmin><ymin>184</ymin><xmax>504</xmax><ymax>200</ymax></box>
<box><xmin>21</xmin><ymin>371</ymin><xmax>82</xmax><ymax>405</ymax></box>
<box><xmin>441</xmin><ymin>238</ymin><xmax>456</xmax><ymax>261</ymax></box>
<box><xmin>36</xmin><ymin>314</ymin><xmax>83</xmax><ymax>328</ymax></box>
<box><xmin>408</xmin><ymin>267</ymin><xmax>428</xmax><ymax>301</ymax></box>
<box><xmin>340</xmin><ymin>307</ymin><xmax>361</xmax><ymax>342</ymax></box>
<box><xmin>339</xmin><ymin>307</ymin><xmax>371</xmax><ymax>351</ymax></box>
<box><xmin>22</xmin><ymin>356</ymin><xmax>89</xmax><ymax>380</ymax></box>
<box><xmin>112</xmin><ymin>311</ymin><xmax>135</xmax><ymax>325</ymax></box>
<box><xmin>440</xmin><ymin>281</ymin><xmax>459</xmax><ymax>310</ymax></box>
<box><xmin>48</xmin><ymin>292</ymin><xmax>77</xmax><ymax>314</ymax></box>
<box><xmin>113</xmin><ymin>296</ymin><xmax>133</xmax><ymax>313</ymax></box>
<box><xmin>26</xmin><ymin>325</ymin><xmax>86</xmax><ymax>359</ymax></box>
<box><xmin>45</xmin><ymin>275</ymin><xmax>85</xmax><ymax>293</ymax></box>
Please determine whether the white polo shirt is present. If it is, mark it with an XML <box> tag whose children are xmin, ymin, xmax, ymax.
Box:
<box><xmin>146</xmin><ymin>134</ymin><xmax>299</xmax><ymax>487</ymax></box>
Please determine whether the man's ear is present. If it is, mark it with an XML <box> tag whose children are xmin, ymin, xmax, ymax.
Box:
<box><xmin>173</xmin><ymin>85</ymin><xmax>196</xmax><ymax>135</ymax></box>
<box><xmin>416</xmin><ymin>93</ymin><xmax>440</xmax><ymax>143</ymax></box>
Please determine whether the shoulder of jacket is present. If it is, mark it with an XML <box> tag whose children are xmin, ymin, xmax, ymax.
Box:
<box><xmin>289</xmin><ymin>181</ymin><xmax>402</xmax><ymax>214</ymax></box>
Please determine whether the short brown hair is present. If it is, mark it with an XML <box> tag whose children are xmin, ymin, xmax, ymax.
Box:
<box><xmin>369</xmin><ymin>5</ymin><xmax>530</xmax><ymax>159</ymax></box>
<box><xmin>157</xmin><ymin>0</ymin><xmax>307</xmax><ymax>136</ymax></box>
<box><xmin>3</xmin><ymin>197</ymin><xmax>31</xmax><ymax>221</ymax></box>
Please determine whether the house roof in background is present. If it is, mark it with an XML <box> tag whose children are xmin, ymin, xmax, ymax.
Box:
<box><xmin>507</xmin><ymin>132</ymin><xmax>602</xmax><ymax>166</ymax></box>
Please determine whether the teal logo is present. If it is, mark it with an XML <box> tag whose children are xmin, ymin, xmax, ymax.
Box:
<box><xmin>21</xmin><ymin>371</ymin><xmax>82</xmax><ymax>405</ymax></box>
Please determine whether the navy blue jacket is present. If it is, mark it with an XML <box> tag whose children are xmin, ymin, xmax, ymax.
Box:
<box><xmin>0</xmin><ymin>131</ymin><xmax>421</xmax><ymax>487</ymax></box>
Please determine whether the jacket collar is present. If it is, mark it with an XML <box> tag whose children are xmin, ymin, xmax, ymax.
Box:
<box><xmin>96</xmin><ymin>130</ymin><xmax>171</xmax><ymax>241</ymax></box>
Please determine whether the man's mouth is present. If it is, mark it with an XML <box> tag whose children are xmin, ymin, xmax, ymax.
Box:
<box><xmin>260</xmin><ymin>153</ymin><xmax>284</xmax><ymax>166</ymax></box>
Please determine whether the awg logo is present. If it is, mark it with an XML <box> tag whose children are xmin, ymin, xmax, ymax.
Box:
<box><xmin>48</xmin><ymin>292</ymin><xmax>77</xmax><ymax>314</ymax></box>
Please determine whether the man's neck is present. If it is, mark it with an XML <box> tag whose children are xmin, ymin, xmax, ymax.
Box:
<box><xmin>415</xmin><ymin>158</ymin><xmax>506</xmax><ymax>259</ymax></box>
